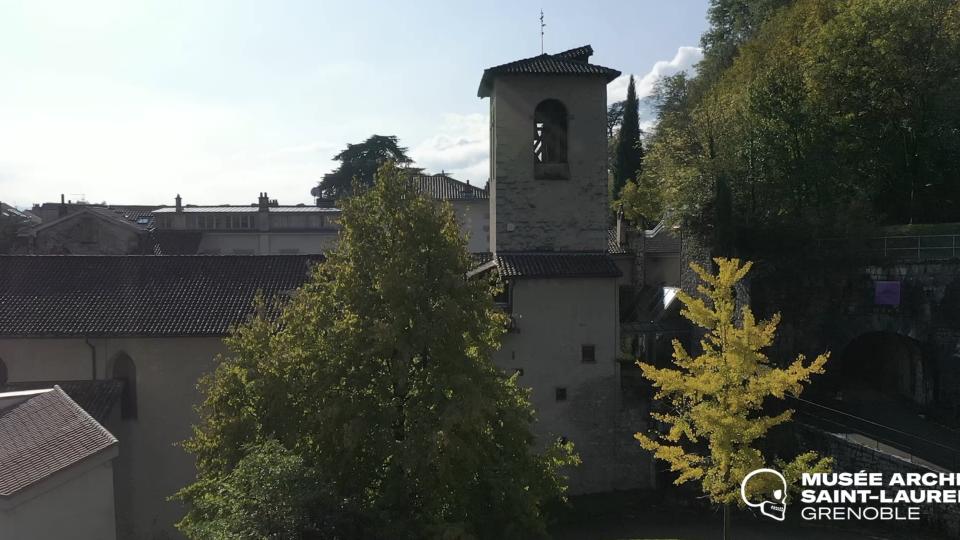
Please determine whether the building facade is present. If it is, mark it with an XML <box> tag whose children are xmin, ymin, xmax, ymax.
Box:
<box><xmin>152</xmin><ymin>193</ymin><xmax>340</xmax><ymax>255</ymax></box>
<box><xmin>0</xmin><ymin>387</ymin><xmax>119</xmax><ymax>540</ymax></box>
<box><xmin>0</xmin><ymin>255</ymin><xmax>321</xmax><ymax>539</ymax></box>
<box><xmin>477</xmin><ymin>45</ymin><xmax>654</xmax><ymax>492</ymax></box>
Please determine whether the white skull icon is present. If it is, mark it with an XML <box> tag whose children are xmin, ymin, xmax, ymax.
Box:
<box><xmin>740</xmin><ymin>468</ymin><xmax>788</xmax><ymax>521</ymax></box>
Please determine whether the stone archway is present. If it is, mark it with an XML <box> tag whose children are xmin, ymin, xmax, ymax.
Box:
<box><xmin>835</xmin><ymin>331</ymin><xmax>935</xmax><ymax>407</ymax></box>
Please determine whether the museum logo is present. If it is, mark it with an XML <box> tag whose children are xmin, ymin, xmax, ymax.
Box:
<box><xmin>740</xmin><ymin>468</ymin><xmax>788</xmax><ymax>521</ymax></box>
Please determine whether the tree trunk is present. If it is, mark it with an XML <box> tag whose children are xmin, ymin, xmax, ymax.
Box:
<box><xmin>723</xmin><ymin>503</ymin><xmax>731</xmax><ymax>540</ymax></box>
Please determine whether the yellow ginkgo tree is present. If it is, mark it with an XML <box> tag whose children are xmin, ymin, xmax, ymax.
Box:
<box><xmin>635</xmin><ymin>258</ymin><xmax>830</xmax><ymax>535</ymax></box>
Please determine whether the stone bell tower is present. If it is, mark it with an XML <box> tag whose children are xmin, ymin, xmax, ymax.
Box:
<box><xmin>478</xmin><ymin>45</ymin><xmax>620</xmax><ymax>253</ymax></box>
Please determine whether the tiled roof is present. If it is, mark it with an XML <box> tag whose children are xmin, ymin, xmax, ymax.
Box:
<box><xmin>608</xmin><ymin>229</ymin><xmax>629</xmax><ymax>255</ymax></box>
<box><xmin>29</xmin><ymin>207</ymin><xmax>146</xmax><ymax>236</ymax></box>
<box><xmin>495</xmin><ymin>252</ymin><xmax>622</xmax><ymax>279</ymax></box>
<box><xmin>0</xmin><ymin>203</ymin><xmax>40</xmax><ymax>226</ymax></box>
<box><xmin>109</xmin><ymin>206</ymin><xmax>159</xmax><ymax>228</ymax></box>
<box><xmin>412</xmin><ymin>174</ymin><xmax>488</xmax><ymax>200</ymax></box>
<box><xmin>0</xmin><ymin>255</ymin><xmax>322</xmax><ymax>337</ymax></box>
<box><xmin>478</xmin><ymin>45</ymin><xmax>621</xmax><ymax>97</ymax></box>
<box><xmin>0</xmin><ymin>386</ymin><xmax>117</xmax><ymax>497</ymax></box>
<box><xmin>643</xmin><ymin>226</ymin><xmax>681</xmax><ymax>254</ymax></box>
<box><xmin>1</xmin><ymin>380</ymin><xmax>123</xmax><ymax>422</ymax></box>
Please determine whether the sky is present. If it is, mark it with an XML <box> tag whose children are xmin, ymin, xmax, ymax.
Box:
<box><xmin>0</xmin><ymin>0</ymin><xmax>710</xmax><ymax>208</ymax></box>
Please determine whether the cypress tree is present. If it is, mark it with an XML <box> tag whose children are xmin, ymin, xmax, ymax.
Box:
<box><xmin>613</xmin><ymin>75</ymin><xmax>644</xmax><ymax>199</ymax></box>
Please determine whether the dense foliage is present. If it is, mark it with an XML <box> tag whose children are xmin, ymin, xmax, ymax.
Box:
<box><xmin>635</xmin><ymin>258</ymin><xmax>831</xmax><ymax>522</ymax></box>
<box><xmin>621</xmin><ymin>0</ymin><xmax>960</xmax><ymax>249</ymax></box>
<box><xmin>177</xmin><ymin>163</ymin><xmax>577</xmax><ymax>540</ymax></box>
<box><xmin>315</xmin><ymin>135</ymin><xmax>417</xmax><ymax>199</ymax></box>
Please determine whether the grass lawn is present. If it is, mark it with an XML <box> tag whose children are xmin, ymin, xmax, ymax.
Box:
<box><xmin>549</xmin><ymin>490</ymin><xmax>950</xmax><ymax>540</ymax></box>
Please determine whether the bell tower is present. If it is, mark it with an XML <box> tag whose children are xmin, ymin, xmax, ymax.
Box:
<box><xmin>478</xmin><ymin>45</ymin><xmax>620</xmax><ymax>253</ymax></box>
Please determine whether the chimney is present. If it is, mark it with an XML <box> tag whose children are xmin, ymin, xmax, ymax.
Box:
<box><xmin>175</xmin><ymin>194</ymin><xmax>183</xmax><ymax>213</ymax></box>
<box><xmin>258</xmin><ymin>192</ymin><xmax>270</xmax><ymax>212</ymax></box>
<box><xmin>58</xmin><ymin>194</ymin><xmax>67</xmax><ymax>218</ymax></box>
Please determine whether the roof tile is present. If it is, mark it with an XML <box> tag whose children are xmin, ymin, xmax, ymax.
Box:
<box><xmin>0</xmin><ymin>255</ymin><xmax>322</xmax><ymax>337</ymax></box>
<box><xmin>0</xmin><ymin>387</ymin><xmax>117</xmax><ymax>497</ymax></box>
<box><xmin>478</xmin><ymin>45</ymin><xmax>621</xmax><ymax>97</ymax></box>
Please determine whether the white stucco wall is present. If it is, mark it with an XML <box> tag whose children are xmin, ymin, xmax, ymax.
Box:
<box><xmin>0</xmin><ymin>457</ymin><xmax>117</xmax><ymax>540</ymax></box>
<box><xmin>198</xmin><ymin>231</ymin><xmax>338</xmax><ymax>254</ymax></box>
<box><xmin>491</xmin><ymin>277</ymin><xmax>652</xmax><ymax>493</ymax></box>
<box><xmin>450</xmin><ymin>199</ymin><xmax>489</xmax><ymax>253</ymax></box>
<box><xmin>0</xmin><ymin>336</ymin><xmax>226</xmax><ymax>540</ymax></box>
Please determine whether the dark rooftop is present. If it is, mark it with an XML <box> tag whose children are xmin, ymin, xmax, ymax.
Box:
<box><xmin>478</xmin><ymin>45</ymin><xmax>621</xmax><ymax>97</ymax></box>
<box><xmin>477</xmin><ymin>252</ymin><xmax>622</xmax><ymax>279</ymax></box>
<box><xmin>412</xmin><ymin>173</ymin><xmax>488</xmax><ymax>200</ymax></box>
<box><xmin>0</xmin><ymin>255</ymin><xmax>322</xmax><ymax>337</ymax></box>
<box><xmin>1</xmin><ymin>380</ymin><xmax>123</xmax><ymax>422</ymax></box>
<box><xmin>0</xmin><ymin>386</ymin><xmax>117</xmax><ymax>497</ymax></box>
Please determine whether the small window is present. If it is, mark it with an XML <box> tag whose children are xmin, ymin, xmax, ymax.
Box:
<box><xmin>581</xmin><ymin>345</ymin><xmax>596</xmax><ymax>364</ymax></box>
<box><xmin>555</xmin><ymin>387</ymin><xmax>567</xmax><ymax>402</ymax></box>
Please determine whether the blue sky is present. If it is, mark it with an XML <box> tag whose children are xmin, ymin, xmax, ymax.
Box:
<box><xmin>0</xmin><ymin>0</ymin><xmax>709</xmax><ymax>207</ymax></box>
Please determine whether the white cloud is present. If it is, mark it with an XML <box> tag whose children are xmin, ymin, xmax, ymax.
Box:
<box><xmin>609</xmin><ymin>45</ymin><xmax>703</xmax><ymax>104</ymax></box>
<box><xmin>606</xmin><ymin>46</ymin><xmax>702</xmax><ymax>132</ymax></box>
<box><xmin>410</xmin><ymin>113</ymin><xmax>489</xmax><ymax>185</ymax></box>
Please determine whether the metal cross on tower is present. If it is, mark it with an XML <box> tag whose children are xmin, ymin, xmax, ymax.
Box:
<box><xmin>540</xmin><ymin>10</ymin><xmax>545</xmax><ymax>54</ymax></box>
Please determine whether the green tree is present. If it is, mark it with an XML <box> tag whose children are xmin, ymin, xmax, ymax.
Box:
<box><xmin>177</xmin><ymin>440</ymin><xmax>328</xmax><ymax>539</ymax></box>
<box><xmin>635</xmin><ymin>258</ymin><xmax>830</xmax><ymax>537</ymax></box>
<box><xmin>637</xmin><ymin>0</ymin><xmax>960</xmax><ymax>252</ymax></box>
<box><xmin>606</xmin><ymin>100</ymin><xmax>625</xmax><ymax>138</ymax></box>
<box><xmin>613</xmin><ymin>76</ymin><xmax>644</xmax><ymax>200</ymax></box>
<box><xmin>315</xmin><ymin>135</ymin><xmax>417</xmax><ymax>199</ymax></box>
<box><xmin>178</xmin><ymin>163</ymin><xmax>577</xmax><ymax>540</ymax></box>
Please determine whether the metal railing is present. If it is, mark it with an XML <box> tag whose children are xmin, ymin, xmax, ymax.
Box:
<box><xmin>819</xmin><ymin>234</ymin><xmax>960</xmax><ymax>261</ymax></box>
<box><xmin>789</xmin><ymin>396</ymin><xmax>960</xmax><ymax>471</ymax></box>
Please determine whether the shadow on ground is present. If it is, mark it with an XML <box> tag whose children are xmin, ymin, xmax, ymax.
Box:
<box><xmin>549</xmin><ymin>490</ymin><xmax>949</xmax><ymax>540</ymax></box>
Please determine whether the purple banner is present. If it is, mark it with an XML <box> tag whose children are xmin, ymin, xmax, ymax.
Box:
<box><xmin>874</xmin><ymin>280</ymin><xmax>901</xmax><ymax>306</ymax></box>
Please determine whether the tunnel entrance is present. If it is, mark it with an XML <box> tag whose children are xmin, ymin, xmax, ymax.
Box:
<box><xmin>830</xmin><ymin>332</ymin><xmax>935</xmax><ymax>408</ymax></box>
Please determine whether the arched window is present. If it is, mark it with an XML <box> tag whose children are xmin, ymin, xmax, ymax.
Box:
<box><xmin>533</xmin><ymin>99</ymin><xmax>568</xmax><ymax>170</ymax></box>
<box><xmin>0</xmin><ymin>357</ymin><xmax>7</xmax><ymax>387</ymax></box>
<box><xmin>111</xmin><ymin>353</ymin><xmax>138</xmax><ymax>420</ymax></box>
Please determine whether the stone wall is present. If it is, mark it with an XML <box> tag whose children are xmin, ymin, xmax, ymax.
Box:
<box><xmin>794</xmin><ymin>423</ymin><xmax>960</xmax><ymax>538</ymax></box>
<box><xmin>749</xmin><ymin>258</ymin><xmax>960</xmax><ymax>413</ymax></box>
<box><xmin>489</xmin><ymin>75</ymin><xmax>609</xmax><ymax>252</ymax></box>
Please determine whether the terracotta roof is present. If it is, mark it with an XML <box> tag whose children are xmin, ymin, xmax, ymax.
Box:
<box><xmin>412</xmin><ymin>174</ymin><xmax>488</xmax><ymax>200</ymax></box>
<box><xmin>1</xmin><ymin>380</ymin><xmax>123</xmax><ymax>422</ymax></box>
<box><xmin>478</xmin><ymin>45</ymin><xmax>621</xmax><ymax>97</ymax></box>
<box><xmin>0</xmin><ymin>255</ymin><xmax>322</xmax><ymax>337</ymax></box>
<box><xmin>0</xmin><ymin>386</ymin><xmax>117</xmax><ymax>497</ymax></box>
<box><xmin>495</xmin><ymin>252</ymin><xmax>621</xmax><ymax>279</ymax></box>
